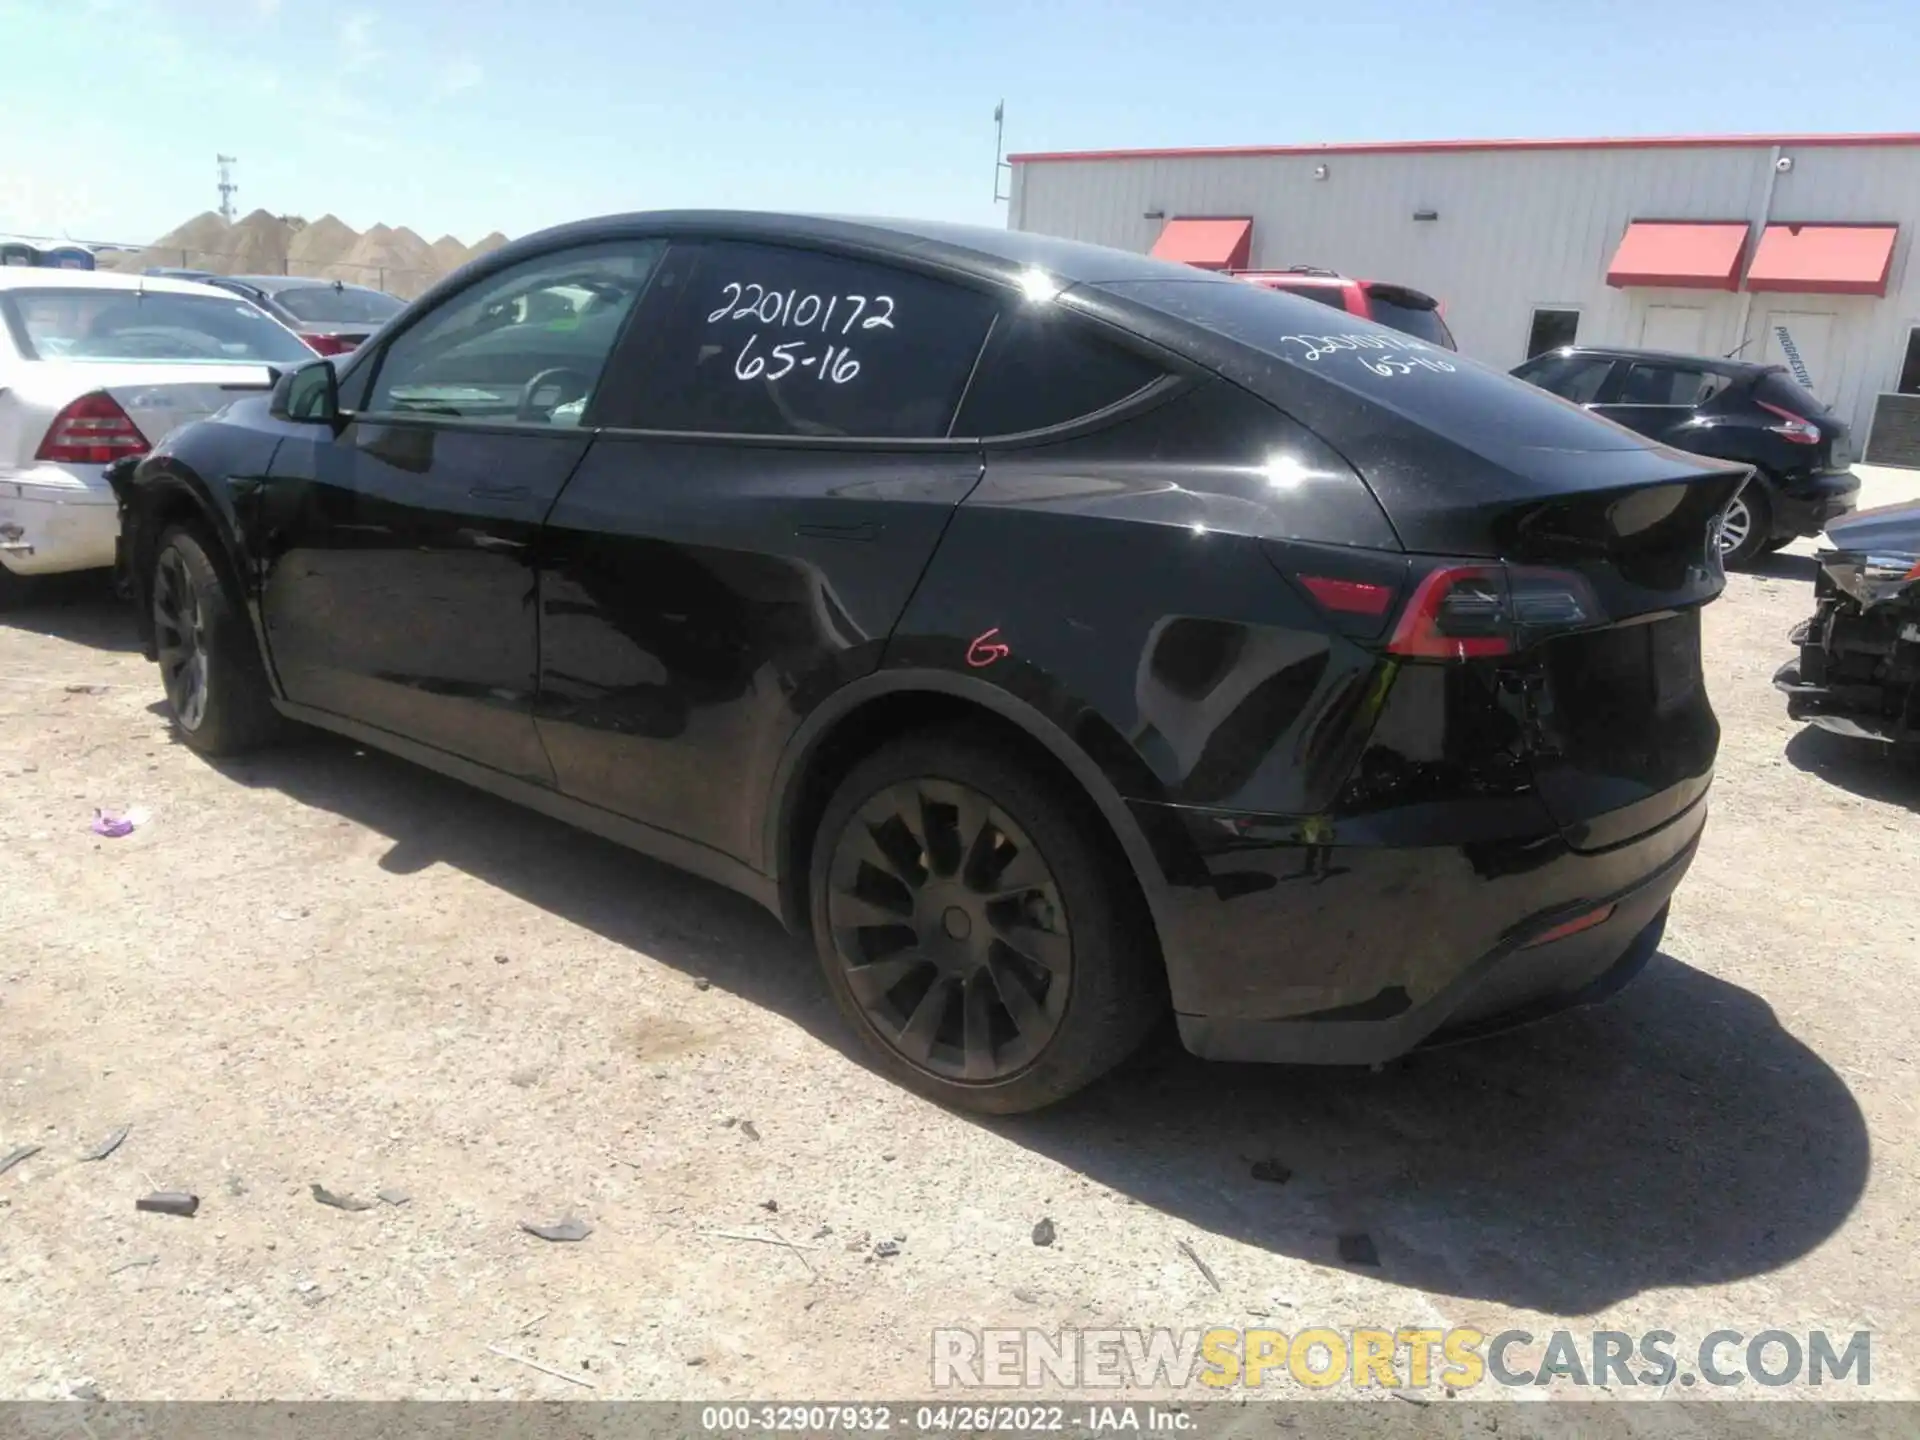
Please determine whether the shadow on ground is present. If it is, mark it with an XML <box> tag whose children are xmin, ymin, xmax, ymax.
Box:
<box><xmin>1785</xmin><ymin>724</ymin><xmax>1920</xmax><ymax>809</ymax></box>
<box><xmin>0</xmin><ymin>582</ymin><xmax>141</xmax><ymax>654</ymax></box>
<box><xmin>207</xmin><ymin>727</ymin><xmax>1868</xmax><ymax>1319</ymax></box>
<box><xmin>1742</xmin><ymin>551</ymin><xmax>1818</xmax><ymax>583</ymax></box>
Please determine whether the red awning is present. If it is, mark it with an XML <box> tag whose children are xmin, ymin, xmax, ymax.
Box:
<box><xmin>1605</xmin><ymin>221</ymin><xmax>1749</xmax><ymax>290</ymax></box>
<box><xmin>1746</xmin><ymin>223</ymin><xmax>1899</xmax><ymax>296</ymax></box>
<box><xmin>1151</xmin><ymin>217</ymin><xmax>1253</xmax><ymax>271</ymax></box>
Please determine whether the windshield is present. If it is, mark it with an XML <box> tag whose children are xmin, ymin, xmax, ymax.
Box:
<box><xmin>270</xmin><ymin>284</ymin><xmax>405</xmax><ymax>325</ymax></box>
<box><xmin>1</xmin><ymin>287</ymin><xmax>315</xmax><ymax>364</ymax></box>
<box><xmin>1364</xmin><ymin>288</ymin><xmax>1456</xmax><ymax>349</ymax></box>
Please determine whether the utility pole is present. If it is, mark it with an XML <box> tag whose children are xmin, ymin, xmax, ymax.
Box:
<box><xmin>993</xmin><ymin>103</ymin><xmax>1011</xmax><ymax>206</ymax></box>
<box><xmin>217</xmin><ymin>155</ymin><xmax>239</xmax><ymax>223</ymax></box>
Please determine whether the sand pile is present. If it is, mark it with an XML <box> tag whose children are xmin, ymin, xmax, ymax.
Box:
<box><xmin>108</xmin><ymin>212</ymin><xmax>507</xmax><ymax>295</ymax></box>
<box><xmin>429</xmin><ymin>234</ymin><xmax>472</xmax><ymax>272</ymax></box>
<box><xmin>219</xmin><ymin>209</ymin><xmax>294</xmax><ymax>274</ymax></box>
<box><xmin>287</xmin><ymin>213</ymin><xmax>360</xmax><ymax>277</ymax></box>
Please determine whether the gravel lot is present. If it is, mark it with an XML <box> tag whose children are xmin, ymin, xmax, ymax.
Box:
<box><xmin>2</xmin><ymin>507</ymin><xmax>1916</xmax><ymax>1404</ymax></box>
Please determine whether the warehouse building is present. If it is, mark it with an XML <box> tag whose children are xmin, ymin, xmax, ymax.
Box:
<box><xmin>1007</xmin><ymin>132</ymin><xmax>1920</xmax><ymax>464</ymax></box>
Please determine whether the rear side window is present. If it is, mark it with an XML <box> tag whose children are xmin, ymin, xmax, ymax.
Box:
<box><xmin>632</xmin><ymin>243</ymin><xmax>995</xmax><ymax>439</ymax></box>
<box><xmin>1756</xmin><ymin>370</ymin><xmax>1829</xmax><ymax>417</ymax></box>
<box><xmin>1516</xmin><ymin>353</ymin><xmax>1617</xmax><ymax>404</ymax></box>
<box><xmin>953</xmin><ymin>310</ymin><xmax>1164</xmax><ymax>436</ymax></box>
<box><xmin>1619</xmin><ymin>363</ymin><xmax>1731</xmax><ymax>406</ymax></box>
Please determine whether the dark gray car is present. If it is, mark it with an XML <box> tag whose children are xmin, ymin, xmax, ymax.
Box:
<box><xmin>200</xmin><ymin>275</ymin><xmax>403</xmax><ymax>356</ymax></box>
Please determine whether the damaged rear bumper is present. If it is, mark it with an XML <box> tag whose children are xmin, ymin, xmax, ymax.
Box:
<box><xmin>1775</xmin><ymin>657</ymin><xmax>1917</xmax><ymax>744</ymax></box>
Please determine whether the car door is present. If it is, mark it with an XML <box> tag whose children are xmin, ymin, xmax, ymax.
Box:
<box><xmin>256</xmin><ymin>238</ymin><xmax>665</xmax><ymax>782</ymax></box>
<box><xmin>1590</xmin><ymin>361</ymin><xmax>1731</xmax><ymax>447</ymax></box>
<box><xmin>531</xmin><ymin>238</ymin><xmax>1003</xmax><ymax>865</ymax></box>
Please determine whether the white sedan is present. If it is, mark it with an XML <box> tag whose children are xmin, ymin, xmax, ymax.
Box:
<box><xmin>0</xmin><ymin>268</ymin><xmax>317</xmax><ymax>607</ymax></box>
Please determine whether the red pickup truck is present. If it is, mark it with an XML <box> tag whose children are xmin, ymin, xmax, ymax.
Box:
<box><xmin>1235</xmin><ymin>267</ymin><xmax>1456</xmax><ymax>350</ymax></box>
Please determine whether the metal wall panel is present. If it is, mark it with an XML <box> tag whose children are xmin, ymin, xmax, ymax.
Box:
<box><xmin>1012</xmin><ymin>143</ymin><xmax>1920</xmax><ymax>449</ymax></box>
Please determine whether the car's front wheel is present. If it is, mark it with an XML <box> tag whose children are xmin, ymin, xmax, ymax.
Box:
<box><xmin>809</xmin><ymin>728</ymin><xmax>1164</xmax><ymax>1114</ymax></box>
<box><xmin>151</xmin><ymin>525</ymin><xmax>282</xmax><ymax>756</ymax></box>
<box><xmin>0</xmin><ymin>564</ymin><xmax>33</xmax><ymax>612</ymax></box>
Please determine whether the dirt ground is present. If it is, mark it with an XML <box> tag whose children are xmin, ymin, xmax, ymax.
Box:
<box><xmin>2</xmin><ymin>542</ymin><xmax>1916</xmax><ymax>1405</ymax></box>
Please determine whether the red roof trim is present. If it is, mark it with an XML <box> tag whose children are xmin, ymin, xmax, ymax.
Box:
<box><xmin>1009</xmin><ymin>132</ymin><xmax>1920</xmax><ymax>165</ymax></box>
<box><xmin>1745</xmin><ymin>222</ymin><xmax>1900</xmax><ymax>296</ymax></box>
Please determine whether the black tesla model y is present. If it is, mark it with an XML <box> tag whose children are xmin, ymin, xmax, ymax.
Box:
<box><xmin>111</xmin><ymin>214</ymin><xmax>1740</xmax><ymax>1112</ymax></box>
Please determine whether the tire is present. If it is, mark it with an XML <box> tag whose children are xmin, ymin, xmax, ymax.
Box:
<box><xmin>151</xmin><ymin>524</ymin><xmax>283</xmax><ymax>756</ymax></box>
<box><xmin>1760</xmin><ymin>536</ymin><xmax>1794</xmax><ymax>555</ymax></box>
<box><xmin>808</xmin><ymin>726</ymin><xmax>1165</xmax><ymax>1114</ymax></box>
<box><xmin>0</xmin><ymin>564</ymin><xmax>31</xmax><ymax>613</ymax></box>
<box><xmin>1719</xmin><ymin>481</ymin><xmax>1773</xmax><ymax>569</ymax></box>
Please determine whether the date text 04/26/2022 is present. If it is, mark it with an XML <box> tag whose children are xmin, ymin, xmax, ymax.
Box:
<box><xmin>698</xmin><ymin>1405</ymin><xmax>1194</xmax><ymax>1433</ymax></box>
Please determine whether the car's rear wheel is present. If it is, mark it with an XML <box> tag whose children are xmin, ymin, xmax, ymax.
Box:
<box><xmin>1719</xmin><ymin>482</ymin><xmax>1773</xmax><ymax>568</ymax></box>
<box><xmin>152</xmin><ymin>525</ymin><xmax>282</xmax><ymax>756</ymax></box>
<box><xmin>808</xmin><ymin>729</ymin><xmax>1163</xmax><ymax>1114</ymax></box>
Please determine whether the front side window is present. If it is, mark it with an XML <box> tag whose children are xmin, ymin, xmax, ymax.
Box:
<box><xmin>631</xmin><ymin>243</ymin><xmax>996</xmax><ymax>439</ymax></box>
<box><xmin>367</xmin><ymin>240</ymin><xmax>663</xmax><ymax>425</ymax></box>
<box><xmin>0</xmin><ymin>287</ymin><xmax>315</xmax><ymax>364</ymax></box>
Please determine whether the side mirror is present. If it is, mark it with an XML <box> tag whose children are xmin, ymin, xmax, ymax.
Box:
<box><xmin>271</xmin><ymin>358</ymin><xmax>340</xmax><ymax>425</ymax></box>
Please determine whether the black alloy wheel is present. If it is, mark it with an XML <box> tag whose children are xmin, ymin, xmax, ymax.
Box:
<box><xmin>827</xmin><ymin>777</ymin><xmax>1072</xmax><ymax>1082</ymax></box>
<box><xmin>809</xmin><ymin>729</ymin><xmax>1163</xmax><ymax>1113</ymax></box>
<box><xmin>149</xmin><ymin>525</ymin><xmax>283</xmax><ymax>756</ymax></box>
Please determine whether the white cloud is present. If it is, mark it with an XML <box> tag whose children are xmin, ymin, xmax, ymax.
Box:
<box><xmin>254</xmin><ymin>0</ymin><xmax>280</xmax><ymax>16</ymax></box>
<box><xmin>434</xmin><ymin>57</ymin><xmax>483</xmax><ymax>99</ymax></box>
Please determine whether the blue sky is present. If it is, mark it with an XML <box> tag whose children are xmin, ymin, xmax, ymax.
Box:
<box><xmin>3</xmin><ymin>0</ymin><xmax>1917</xmax><ymax>248</ymax></box>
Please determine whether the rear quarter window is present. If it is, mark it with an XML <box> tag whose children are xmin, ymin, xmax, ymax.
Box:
<box><xmin>628</xmin><ymin>243</ymin><xmax>995</xmax><ymax>439</ymax></box>
<box><xmin>1097</xmin><ymin>274</ymin><xmax>1648</xmax><ymax>456</ymax></box>
<box><xmin>953</xmin><ymin>310</ymin><xmax>1165</xmax><ymax>436</ymax></box>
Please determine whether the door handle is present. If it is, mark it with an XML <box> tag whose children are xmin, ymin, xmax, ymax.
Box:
<box><xmin>469</xmin><ymin>484</ymin><xmax>531</xmax><ymax>500</ymax></box>
<box><xmin>797</xmin><ymin>522</ymin><xmax>881</xmax><ymax>542</ymax></box>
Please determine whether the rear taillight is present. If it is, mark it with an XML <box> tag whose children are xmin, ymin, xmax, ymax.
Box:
<box><xmin>1756</xmin><ymin>398</ymin><xmax>1821</xmax><ymax>445</ymax></box>
<box><xmin>1297</xmin><ymin>575</ymin><xmax>1395</xmax><ymax>617</ymax></box>
<box><xmin>1385</xmin><ymin>564</ymin><xmax>1602</xmax><ymax>661</ymax></box>
<box><xmin>303</xmin><ymin>333</ymin><xmax>356</xmax><ymax>356</ymax></box>
<box><xmin>34</xmin><ymin>391</ymin><xmax>150</xmax><ymax>465</ymax></box>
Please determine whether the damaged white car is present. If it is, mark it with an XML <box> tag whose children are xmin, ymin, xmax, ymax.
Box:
<box><xmin>0</xmin><ymin>268</ymin><xmax>313</xmax><ymax>607</ymax></box>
